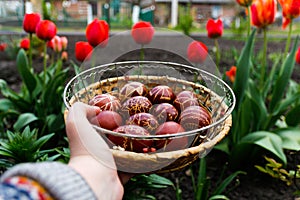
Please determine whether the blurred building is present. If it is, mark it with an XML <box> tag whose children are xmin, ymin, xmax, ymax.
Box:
<box><xmin>0</xmin><ymin>0</ymin><xmax>238</xmax><ymax>28</ymax></box>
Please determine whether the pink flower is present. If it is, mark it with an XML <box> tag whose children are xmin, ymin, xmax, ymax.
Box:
<box><xmin>49</xmin><ymin>36</ymin><xmax>62</xmax><ymax>52</ymax></box>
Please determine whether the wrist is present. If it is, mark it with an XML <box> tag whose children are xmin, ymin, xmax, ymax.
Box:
<box><xmin>68</xmin><ymin>156</ymin><xmax>124</xmax><ymax>200</ymax></box>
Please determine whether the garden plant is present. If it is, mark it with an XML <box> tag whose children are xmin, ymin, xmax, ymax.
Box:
<box><xmin>0</xmin><ymin>0</ymin><xmax>300</xmax><ymax>199</ymax></box>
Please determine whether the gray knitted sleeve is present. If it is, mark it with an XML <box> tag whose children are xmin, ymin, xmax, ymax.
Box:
<box><xmin>0</xmin><ymin>162</ymin><xmax>97</xmax><ymax>200</ymax></box>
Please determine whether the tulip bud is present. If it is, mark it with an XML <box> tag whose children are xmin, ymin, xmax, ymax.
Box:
<box><xmin>206</xmin><ymin>19</ymin><xmax>223</xmax><ymax>39</ymax></box>
<box><xmin>236</xmin><ymin>0</ymin><xmax>253</xmax><ymax>7</ymax></box>
<box><xmin>296</xmin><ymin>47</ymin><xmax>300</xmax><ymax>65</ymax></box>
<box><xmin>61</xmin><ymin>51</ymin><xmax>68</xmax><ymax>61</ymax></box>
<box><xmin>0</xmin><ymin>43</ymin><xmax>8</xmax><ymax>52</ymax></box>
<box><xmin>251</xmin><ymin>0</ymin><xmax>277</xmax><ymax>28</ymax></box>
<box><xmin>187</xmin><ymin>41</ymin><xmax>208</xmax><ymax>63</ymax></box>
<box><xmin>75</xmin><ymin>41</ymin><xmax>93</xmax><ymax>62</ymax></box>
<box><xmin>20</xmin><ymin>38</ymin><xmax>30</xmax><ymax>50</ymax></box>
<box><xmin>86</xmin><ymin>19</ymin><xmax>109</xmax><ymax>47</ymax></box>
<box><xmin>278</xmin><ymin>0</ymin><xmax>300</xmax><ymax>29</ymax></box>
<box><xmin>23</xmin><ymin>13</ymin><xmax>41</xmax><ymax>34</ymax></box>
<box><xmin>226</xmin><ymin>66</ymin><xmax>237</xmax><ymax>83</ymax></box>
<box><xmin>50</xmin><ymin>36</ymin><xmax>62</xmax><ymax>52</ymax></box>
<box><xmin>131</xmin><ymin>21</ymin><xmax>155</xmax><ymax>45</ymax></box>
<box><xmin>36</xmin><ymin>20</ymin><xmax>57</xmax><ymax>41</ymax></box>
<box><xmin>60</xmin><ymin>36</ymin><xmax>68</xmax><ymax>50</ymax></box>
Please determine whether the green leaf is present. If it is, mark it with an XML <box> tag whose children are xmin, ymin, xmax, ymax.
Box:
<box><xmin>0</xmin><ymin>99</ymin><xmax>15</xmax><ymax>112</ymax></box>
<box><xmin>276</xmin><ymin>128</ymin><xmax>300</xmax><ymax>151</ymax></box>
<box><xmin>247</xmin><ymin>80</ymin><xmax>267</xmax><ymax>130</ymax></box>
<box><xmin>13</xmin><ymin>113</ymin><xmax>39</xmax><ymax>131</ymax></box>
<box><xmin>212</xmin><ymin>171</ymin><xmax>246</xmax><ymax>196</ymax></box>
<box><xmin>209</xmin><ymin>195</ymin><xmax>230</xmax><ymax>200</ymax></box>
<box><xmin>286</xmin><ymin>104</ymin><xmax>300</xmax><ymax>126</ymax></box>
<box><xmin>16</xmin><ymin>49</ymin><xmax>37</xmax><ymax>95</ymax></box>
<box><xmin>240</xmin><ymin>131</ymin><xmax>286</xmax><ymax>164</ymax></box>
<box><xmin>233</xmin><ymin>29</ymin><xmax>256</xmax><ymax>108</ymax></box>
<box><xmin>269</xmin><ymin>36</ymin><xmax>299</xmax><ymax>111</ymax></box>
<box><xmin>32</xmin><ymin>133</ymin><xmax>55</xmax><ymax>150</ymax></box>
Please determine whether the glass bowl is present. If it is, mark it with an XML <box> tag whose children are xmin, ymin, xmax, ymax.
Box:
<box><xmin>63</xmin><ymin>61</ymin><xmax>235</xmax><ymax>173</ymax></box>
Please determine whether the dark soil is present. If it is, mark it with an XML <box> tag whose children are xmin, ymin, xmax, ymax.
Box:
<box><xmin>0</xmin><ymin>32</ymin><xmax>300</xmax><ymax>199</ymax></box>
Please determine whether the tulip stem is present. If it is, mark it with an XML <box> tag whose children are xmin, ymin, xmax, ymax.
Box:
<box><xmin>214</xmin><ymin>39</ymin><xmax>220</xmax><ymax>71</ymax></box>
<box><xmin>284</xmin><ymin>20</ymin><xmax>293</xmax><ymax>59</ymax></box>
<box><xmin>247</xmin><ymin>6</ymin><xmax>251</xmax><ymax>37</ymax></box>
<box><xmin>43</xmin><ymin>42</ymin><xmax>47</xmax><ymax>87</ymax></box>
<box><xmin>29</xmin><ymin>33</ymin><xmax>33</xmax><ymax>70</ymax></box>
<box><xmin>260</xmin><ymin>28</ymin><xmax>268</xmax><ymax>88</ymax></box>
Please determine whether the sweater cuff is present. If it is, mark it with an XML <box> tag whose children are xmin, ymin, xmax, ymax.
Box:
<box><xmin>0</xmin><ymin>162</ymin><xmax>97</xmax><ymax>200</ymax></box>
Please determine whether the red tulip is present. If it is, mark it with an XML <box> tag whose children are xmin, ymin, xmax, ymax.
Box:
<box><xmin>226</xmin><ymin>66</ymin><xmax>237</xmax><ymax>83</ymax></box>
<box><xmin>86</xmin><ymin>19</ymin><xmax>109</xmax><ymax>47</ymax></box>
<box><xmin>131</xmin><ymin>21</ymin><xmax>155</xmax><ymax>45</ymax></box>
<box><xmin>75</xmin><ymin>41</ymin><xmax>93</xmax><ymax>62</ymax></box>
<box><xmin>49</xmin><ymin>36</ymin><xmax>62</xmax><ymax>52</ymax></box>
<box><xmin>0</xmin><ymin>43</ymin><xmax>7</xmax><ymax>52</ymax></box>
<box><xmin>278</xmin><ymin>0</ymin><xmax>300</xmax><ymax>29</ymax></box>
<box><xmin>36</xmin><ymin>20</ymin><xmax>57</xmax><ymax>41</ymax></box>
<box><xmin>296</xmin><ymin>47</ymin><xmax>300</xmax><ymax>65</ymax></box>
<box><xmin>187</xmin><ymin>41</ymin><xmax>208</xmax><ymax>63</ymax></box>
<box><xmin>236</xmin><ymin>0</ymin><xmax>253</xmax><ymax>7</ymax></box>
<box><xmin>23</xmin><ymin>13</ymin><xmax>41</xmax><ymax>34</ymax></box>
<box><xmin>20</xmin><ymin>38</ymin><xmax>30</xmax><ymax>50</ymax></box>
<box><xmin>206</xmin><ymin>19</ymin><xmax>223</xmax><ymax>39</ymax></box>
<box><xmin>251</xmin><ymin>0</ymin><xmax>277</xmax><ymax>28</ymax></box>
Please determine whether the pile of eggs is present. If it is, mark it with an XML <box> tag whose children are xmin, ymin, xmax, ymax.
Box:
<box><xmin>89</xmin><ymin>81</ymin><xmax>212</xmax><ymax>153</ymax></box>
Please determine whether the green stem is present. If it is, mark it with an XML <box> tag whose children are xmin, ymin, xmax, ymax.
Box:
<box><xmin>260</xmin><ymin>28</ymin><xmax>268</xmax><ymax>88</ymax></box>
<box><xmin>247</xmin><ymin>6</ymin><xmax>251</xmax><ymax>37</ymax></box>
<box><xmin>284</xmin><ymin>20</ymin><xmax>293</xmax><ymax>59</ymax></box>
<box><xmin>140</xmin><ymin>44</ymin><xmax>144</xmax><ymax>61</ymax></box>
<box><xmin>43</xmin><ymin>42</ymin><xmax>47</xmax><ymax>87</ymax></box>
<box><xmin>214</xmin><ymin>39</ymin><xmax>220</xmax><ymax>71</ymax></box>
<box><xmin>29</xmin><ymin>33</ymin><xmax>33</xmax><ymax>70</ymax></box>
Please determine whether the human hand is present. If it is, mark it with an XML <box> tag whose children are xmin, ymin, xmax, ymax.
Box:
<box><xmin>66</xmin><ymin>102</ymin><xmax>124</xmax><ymax>199</ymax></box>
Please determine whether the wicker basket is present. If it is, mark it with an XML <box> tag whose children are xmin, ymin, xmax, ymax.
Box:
<box><xmin>63</xmin><ymin>61</ymin><xmax>235</xmax><ymax>173</ymax></box>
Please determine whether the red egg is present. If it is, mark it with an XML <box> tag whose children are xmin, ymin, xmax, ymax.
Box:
<box><xmin>89</xmin><ymin>94</ymin><xmax>121</xmax><ymax>112</ymax></box>
<box><xmin>173</xmin><ymin>90</ymin><xmax>199</xmax><ymax>112</ymax></box>
<box><xmin>126</xmin><ymin>113</ymin><xmax>159</xmax><ymax>133</ymax></box>
<box><xmin>148</xmin><ymin>85</ymin><xmax>176</xmax><ymax>104</ymax></box>
<box><xmin>119</xmin><ymin>81</ymin><xmax>148</xmax><ymax>102</ymax></box>
<box><xmin>179</xmin><ymin>105</ymin><xmax>211</xmax><ymax>131</ymax></box>
<box><xmin>155</xmin><ymin>121</ymin><xmax>188</xmax><ymax>151</ymax></box>
<box><xmin>109</xmin><ymin>125</ymin><xmax>153</xmax><ymax>152</ymax></box>
<box><xmin>150</xmin><ymin>103</ymin><xmax>179</xmax><ymax>123</ymax></box>
<box><xmin>121</xmin><ymin>96</ymin><xmax>152</xmax><ymax>117</ymax></box>
<box><xmin>91</xmin><ymin>110</ymin><xmax>123</xmax><ymax>131</ymax></box>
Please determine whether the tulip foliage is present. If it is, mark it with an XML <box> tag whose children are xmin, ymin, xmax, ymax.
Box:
<box><xmin>0</xmin><ymin>13</ymin><xmax>69</xmax><ymax>156</ymax></box>
<box><xmin>216</xmin><ymin>0</ymin><xmax>300</xmax><ymax>168</ymax></box>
